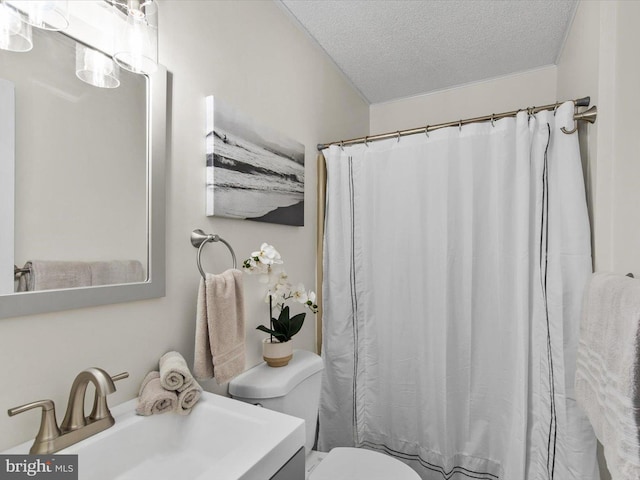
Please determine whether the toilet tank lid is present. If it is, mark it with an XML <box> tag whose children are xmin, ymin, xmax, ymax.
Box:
<box><xmin>229</xmin><ymin>349</ymin><xmax>324</xmax><ymax>399</ymax></box>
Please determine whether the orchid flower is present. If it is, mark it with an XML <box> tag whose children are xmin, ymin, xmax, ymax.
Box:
<box><xmin>252</xmin><ymin>243</ymin><xmax>282</xmax><ymax>266</ymax></box>
<box><xmin>293</xmin><ymin>283</ymin><xmax>309</xmax><ymax>304</ymax></box>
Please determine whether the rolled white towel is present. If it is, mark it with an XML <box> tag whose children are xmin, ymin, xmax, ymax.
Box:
<box><xmin>159</xmin><ymin>351</ymin><xmax>194</xmax><ymax>392</ymax></box>
<box><xmin>135</xmin><ymin>371</ymin><xmax>177</xmax><ymax>416</ymax></box>
<box><xmin>176</xmin><ymin>379</ymin><xmax>202</xmax><ymax>416</ymax></box>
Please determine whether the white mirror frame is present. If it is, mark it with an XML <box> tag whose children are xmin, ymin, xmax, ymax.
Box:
<box><xmin>0</xmin><ymin>66</ymin><xmax>166</xmax><ymax>319</ymax></box>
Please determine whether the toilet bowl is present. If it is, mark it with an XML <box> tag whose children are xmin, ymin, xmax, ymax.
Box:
<box><xmin>228</xmin><ymin>349</ymin><xmax>420</xmax><ymax>480</ymax></box>
<box><xmin>308</xmin><ymin>447</ymin><xmax>418</xmax><ymax>480</ymax></box>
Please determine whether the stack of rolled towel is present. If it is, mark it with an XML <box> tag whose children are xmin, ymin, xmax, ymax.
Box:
<box><xmin>136</xmin><ymin>351</ymin><xmax>202</xmax><ymax>416</ymax></box>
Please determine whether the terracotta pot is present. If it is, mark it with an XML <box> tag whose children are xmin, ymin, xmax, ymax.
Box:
<box><xmin>262</xmin><ymin>338</ymin><xmax>293</xmax><ymax>367</ymax></box>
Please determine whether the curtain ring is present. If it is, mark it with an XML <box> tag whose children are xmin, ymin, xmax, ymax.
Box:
<box><xmin>397</xmin><ymin>131</ymin><xmax>401</xmax><ymax>142</ymax></box>
<box><xmin>561</xmin><ymin>101</ymin><xmax>580</xmax><ymax>134</ymax></box>
<box><xmin>553</xmin><ymin>102</ymin><xmax>559</xmax><ymax>116</ymax></box>
<box><xmin>561</xmin><ymin>121</ymin><xmax>578</xmax><ymax>135</ymax></box>
<box><xmin>425</xmin><ymin>125</ymin><xmax>429</xmax><ymax>138</ymax></box>
<box><xmin>364</xmin><ymin>136</ymin><xmax>369</xmax><ymax>147</ymax></box>
<box><xmin>491</xmin><ymin>114</ymin><xmax>495</xmax><ymax>127</ymax></box>
<box><xmin>458</xmin><ymin>120</ymin><xmax>462</xmax><ymax>132</ymax></box>
<box><xmin>340</xmin><ymin>141</ymin><xmax>344</xmax><ymax>151</ymax></box>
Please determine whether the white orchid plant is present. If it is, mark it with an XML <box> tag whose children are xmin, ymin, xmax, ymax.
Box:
<box><xmin>243</xmin><ymin>243</ymin><xmax>318</xmax><ymax>343</ymax></box>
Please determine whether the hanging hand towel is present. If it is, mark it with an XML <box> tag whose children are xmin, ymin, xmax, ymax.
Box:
<box><xmin>159</xmin><ymin>351</ymin><xmax>194</xmax><ymax>392</ymax></box>
<box><xmin>194</xmin><ymin>269</ymin><xmax>245</xmax><ymax>384</ymax></box>
<box><xmin>575</xmin><ymin>272</ymin><xmax>640</xmax><ymax>480</ymax></box>
<box><xmin>176</xmin><ymin>379</ymin><xmax>203</xmax><ymax>416</ymax></box>
<box><xmin>135</xmin><ymin>371</ymin><xmax>177</xmax><ymax>416</ymax></box>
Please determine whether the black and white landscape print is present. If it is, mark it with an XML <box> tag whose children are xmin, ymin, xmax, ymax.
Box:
<box><xmin>206</xmin><ymin>96</ymin><xmax>305</xmax><ymax>226</ymax></box>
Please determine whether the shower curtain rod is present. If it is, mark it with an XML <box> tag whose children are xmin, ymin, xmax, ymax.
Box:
<box><xmin>316</xmin><ymin>96</ymin><xmax>597</xmax><ymax>151</ymax></box>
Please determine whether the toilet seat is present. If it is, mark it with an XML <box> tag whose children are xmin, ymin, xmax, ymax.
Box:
<box><xmin>309</xmin><ymin>447</ymin><xmax>420</xmax><ymax>480</ymax></box>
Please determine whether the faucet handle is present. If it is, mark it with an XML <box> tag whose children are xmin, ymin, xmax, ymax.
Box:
<box><xmin>8</xmin><ymin>400</ymin><xmax>61</xmax><ymax>454</ymax></box>
<box><xmin>111</xmin><ymin>372</ymin><xmax>129</xmax><ymax>382</ymax></box>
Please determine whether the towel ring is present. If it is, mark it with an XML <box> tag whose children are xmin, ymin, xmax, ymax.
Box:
<box><xmin>190</xmin><ymin>229</ymin><xmax>237</xmax><ymax>280</ymax></box>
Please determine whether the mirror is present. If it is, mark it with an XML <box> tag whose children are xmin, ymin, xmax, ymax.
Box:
<box><xmin>0</xmin><ymin>23</ymin><xmax>166</xmax><ymax>319</ymax></box>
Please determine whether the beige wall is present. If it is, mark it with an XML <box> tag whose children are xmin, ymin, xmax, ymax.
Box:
<box><xmin>370</xmin><ymin>66</ymin><xmax>558</xmax><ymax>135</ymax></box>
<box><xmin>558</xmin><ymin>0</ymin><xmax>640</xmax><ymax>276</ymax></box>
<box><xmin>602</xmin><ymin>1</ymin><xmax>640</xmax><ymax>275</ymax></box>
<box><xmin>557</xmin><ymin>0</ymin><xmax>609</xmax><ymax>274</ymax></box>
<box><xmin>0</xmin><ymin>0</ymin><xmax>368</xmax><ymax>451</ymax></box>
<box><xmin>606</xmin><ymin>1</ymin><xmax>640</xmax><ymax>275</ymax></box>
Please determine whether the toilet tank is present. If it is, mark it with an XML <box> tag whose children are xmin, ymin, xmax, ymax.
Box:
<box><xmin>229</xmin><ymin>350</ymin><xmax>324</xmax><ymax>452</ymax></box>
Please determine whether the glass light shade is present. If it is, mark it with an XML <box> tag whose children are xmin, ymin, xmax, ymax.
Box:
<box><xmin>0</xmin><ymin>2</ymin><xmax>31</xmax><ymax>52</ymax></box>
<box><xmin>113</xmin><ymin>0</ymin><xmax>158</xmax><ymax>75</ymax></box>
<box><xmin>76</xmin><ymin>43</ymin><xmax>120</xmax><ymax>89</ymax></box>
<box><xmin>7</xmin><ymin>1</ymin><xmax>68</xmax><ymax>31</ymax></box>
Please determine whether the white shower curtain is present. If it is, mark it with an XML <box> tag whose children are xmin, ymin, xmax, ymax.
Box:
<box><xmin>319</xmin><ymin>102</ymin><xmax>600</xmax><ymax>480</ymax></box>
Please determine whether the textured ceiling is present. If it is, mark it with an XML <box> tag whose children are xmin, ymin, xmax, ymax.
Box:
<box><xmin>279</xmin><ymin>0</ymin><xmax>578</xmax><ymax>104</ymax></box>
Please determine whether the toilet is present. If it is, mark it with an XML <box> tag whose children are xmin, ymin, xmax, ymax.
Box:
<box><xmin>228</xmin><ymin>349</ymin><xmax>420</xmax><ymax>480</ymax></box>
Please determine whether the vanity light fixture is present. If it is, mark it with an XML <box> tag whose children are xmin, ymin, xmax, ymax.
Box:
<box><xmin>76</xmin><ymin>43</ymin><xmax>120</xmax><ymax>89</ymax></box>
<box><xmin>0</xmin><ymin>1</ymin><xmax>32</xmax><ymax>52</ymax></box>
<box><xmin>6</xmin><ymin>0</ymin><xmax>69</xmax><ymax>31</ymax></box>
<box><xmin>112</xmin><ymin>0</ymin><xmax>158</xmax><ymax>75</ymax></box>
<box><xmin>1</xmin><ymin>0</ymin><xmax>157</xmax><ymax>87</ymax></box>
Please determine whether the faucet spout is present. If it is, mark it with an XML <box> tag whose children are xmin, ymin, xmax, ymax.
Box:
<box><xmin>60</xmin><ymin>367</ymin><xmax>116</xmax><ymax>433</ymax></box>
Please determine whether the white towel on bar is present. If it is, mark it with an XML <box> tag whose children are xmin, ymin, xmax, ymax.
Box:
<box><xmin>575</xmin><ymin>272</ymin><xmax>640</xmax><ymax>480</ymax></box>
<box><xmin>193</xmin><ymin>269</ymin><xmax>245</xmax><ymax>384</ymax></box>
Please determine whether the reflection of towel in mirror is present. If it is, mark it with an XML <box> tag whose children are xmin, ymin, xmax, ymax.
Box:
<box><xmin>159</xmin><ymin>351</ymin><xmax>194</xmax><ymax>392</ymax></box>
<box><xmin>176</xmin><ymin>380</ymin><xmax>202</xmax><ymax>415</ymax></box>
<box><xmin>17</xmin><ymin>261</ymin><xmax>92</xmax><ymax>291</ymax></box>
<box><xmin>16</xmin><ymin>260</ymin><xmax>144</xmax><ymax>292</ymax></box>
<box><xmin>90</xmin><ymin>260</ymin><xmax>144</xmax><ymax>286</ymax></box>
<box><xmin>575</xmin><ymin>272</ymin><xmax>640</xmax><ymax>480</ymax></box>
<box><xmin>194</xmin><ymin>269</ymin><xmax>245</xmax><ymax>384</ymax></box>
<box><xmin>135</xmin><ymin>371</ymin><xmax>177</xmax><ymax>416</ymax></box>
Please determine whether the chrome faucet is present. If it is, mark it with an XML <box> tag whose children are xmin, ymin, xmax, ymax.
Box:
<box><xmin>8</xmin><ymin>368</ymin><xmax>128</xmax><ymax>454</ymax></box>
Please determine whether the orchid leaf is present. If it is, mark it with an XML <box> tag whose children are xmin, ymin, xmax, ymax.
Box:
<box><xmin>288</xmin><ymin>312</ymin><xmax>306</xmax><ymax>337</ymax></box>
<box><xmin>256</xmin><ymin>325</ymin><xmax>277</xmax><ymax>336</ymax></box>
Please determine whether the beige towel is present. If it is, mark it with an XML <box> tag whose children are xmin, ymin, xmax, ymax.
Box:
<box><xmin>159</xmin><ymin>351</ymin><xmax>194</xmax><ymax>392</ymax></box>
<box><xmin>575</xmin><ymin>272</ymin><xmax>640</xmax><ymax>480</ymax></box>
<box><xmin>18</xmin><ymin>260</ymin><xmax>92</xmax><ymax>291</ymax></box>
<box><xmin>90</xmin><ymin>260</ymin><xmax>144</xmax><ymax>286</ymax></box>
<box><xmin>135</xmin><ymin>371</ymin><xmax>177</xmax><ymax>416</ymax></box>
<box><xmin>16</xmin><ymin>259</ymin><xmax>145</xmax><ymax>291</ymax></box>
<box><xmin>194</xmin><ymin>269</ymin><xmax>245</xmax><ymax>384</ymax></box>
<box><xmin>176</xmin><ymin>380</ymin><xmax>203</xmax><ymax>416</ymax></box>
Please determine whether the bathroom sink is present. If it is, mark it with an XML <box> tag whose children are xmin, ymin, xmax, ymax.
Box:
<box><xmin>4</xmin><ymin>392</ymin><xmax>305</xmax><ymax>480</ymax></box>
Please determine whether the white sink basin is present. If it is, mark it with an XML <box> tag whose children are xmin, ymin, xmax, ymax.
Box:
<box><xmin>5</xmin><ymin>392</ymin><xmax>305</xmax><ymax>480</ymax></box>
